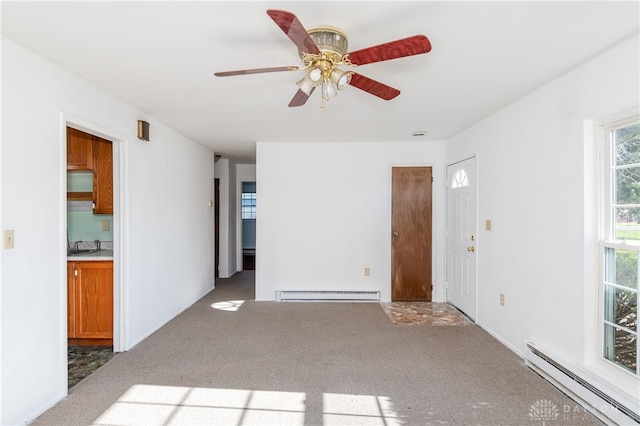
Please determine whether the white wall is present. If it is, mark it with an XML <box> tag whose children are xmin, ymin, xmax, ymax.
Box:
<box><xmin>0</xmin><ymin>37</ymin><xmax>216</xmax><ymax>424</ymax></box>
<box><xmin>446</xmin><ymin>34</ymin><xmax>639</xmax><ymax>399</ymax></box>
<box><xmin>255</xmin><ymin>141</ymin><xmax>447</xmax><ymax>302</ymax></box>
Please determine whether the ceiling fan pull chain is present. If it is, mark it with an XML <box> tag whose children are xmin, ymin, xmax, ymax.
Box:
<box><xmin>320</xmin><ymin>83</ymin><xmax>326</xmax><ymax>109</ymax></box>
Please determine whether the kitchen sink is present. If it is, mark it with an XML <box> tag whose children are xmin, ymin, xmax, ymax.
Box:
<box><xmin>67</xmin><ymin>249</ymin><xmax>98</xmax><ymax>255</ymax></box>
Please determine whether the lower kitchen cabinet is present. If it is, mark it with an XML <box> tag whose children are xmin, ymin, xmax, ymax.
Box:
<box><xmin>67</xmin><ymin>260</ymin><xmax>113</xmax><ymax>345</ymax></box>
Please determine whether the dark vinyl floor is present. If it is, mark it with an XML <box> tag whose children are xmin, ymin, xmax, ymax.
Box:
<box><xmin>68</xmin><ymin>346</ymin><xmax>116</xmax><ymax>388</ymax></box>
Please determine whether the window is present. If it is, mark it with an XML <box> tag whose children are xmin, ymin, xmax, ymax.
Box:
<box><xmin>451</xmin><ymin>168</ymin><xmax>469</xmax><ymax>189</ymax></box>
<box><xmin>601</xmin><ymin>116</ymin><xmax>640</xmax><ymax>376</ymax></box>
<box><xmin>241</xmin><ymin>192</ymin><xmax>256</xmax><ymax>220</ymax></box>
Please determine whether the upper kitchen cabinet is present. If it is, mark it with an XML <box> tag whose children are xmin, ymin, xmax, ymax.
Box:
<box><xmin>67</xmin><ymin>127</ymin><xmax>93</xmax><ymax>171</ymax></box>
<box><xmin>66</xmin><ymin>127</ymin><xmax>113</xmax><ymax>214</ymax></box>
<box><xmin>92</xmin><ymin>136</ymin><xmax>113</xmax><ymax>214</ymax></box>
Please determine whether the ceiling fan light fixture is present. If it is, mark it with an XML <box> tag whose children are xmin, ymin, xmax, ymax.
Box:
<box><xmin>307</xmin><ymin>67</ymin><xmax>323</xmax><ymax>82</ymax></box>
<box><xmin>296</xmin><ymin>76</ymin><xmax>316</xmax><ymax>96</ymax></box>
<box><xmin>330</xmin><ymin>69</ymin><xmax>353</xmax><ymax>90</ymax></box>
<box><xmin>322</xmin><ymin>81</ymin><xmax>338</xmax><ymax>101</ymax></box>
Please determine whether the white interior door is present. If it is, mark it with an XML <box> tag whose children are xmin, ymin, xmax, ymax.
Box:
<box><xmin>446</xmin><ymin>157</ymin><xmax>477</xmax><ymax>320</ymax></box>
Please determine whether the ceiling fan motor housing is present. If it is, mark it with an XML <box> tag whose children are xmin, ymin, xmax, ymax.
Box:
<box><xmin>299</xmin><ymin>26</ymin><xmax>348</xmax><ymax>58</ymax></box>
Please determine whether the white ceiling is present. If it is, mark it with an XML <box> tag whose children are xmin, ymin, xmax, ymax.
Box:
<box><xmin>2</xmin><ymin>1</ymin><xmax>639</xmax><ymax>162</ymax></box>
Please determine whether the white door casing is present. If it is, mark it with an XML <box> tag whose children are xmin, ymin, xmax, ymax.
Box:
<box><xmin>446</xmin><ymin>157</ymin><xmax>477</xmax><ymax>320</ymax></box>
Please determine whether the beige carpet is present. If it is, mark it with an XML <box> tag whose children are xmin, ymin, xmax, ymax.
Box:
<box><xmin>33</xmin><ymin>272</ymin><xmax>602</xmax><ymax>426</ymax></box>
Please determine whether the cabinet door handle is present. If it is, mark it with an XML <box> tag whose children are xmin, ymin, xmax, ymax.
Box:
<box><xmin>74</xmin><ymin>268</ymin><xmax>78</xmax><ymax>277</ymax></box>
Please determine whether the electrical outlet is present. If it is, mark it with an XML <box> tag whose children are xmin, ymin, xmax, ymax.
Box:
<box><xmin>102</xmin><ymin>220</ymin><xmax>110</xmax><ymax>231</ymax></box>
<box><xmin>4</xmin><ymin>229</ymin><xmax>15</xmax><ymax>249</ymax></box>
<box><xmin>364</xmin><ymin>267</ymin><xmax>371</xmax><ymax>277</ymax></box>
<box><xmin>486</xmin><ymin>220</ymin><xmax>492</xmax><ymax>231</ymax></box>
<box><xmin>500</xmin><ymin>293</ymin><xmax>505</xmax><ymax>306</ymax></box>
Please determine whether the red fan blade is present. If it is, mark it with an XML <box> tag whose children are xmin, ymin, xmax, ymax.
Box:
<box><xmin>214</xmin><ymin>66</ymin><xmax>298</xmax><ymax>77</ymax></box>
<box><xmin>349</xmin><ymin>73</ymin><xmax>400</xmax><ymax>100</ymax></box>
<box><xmin>288</xmin><ymin>87</ymin><xmax>315</xmax><ymax>107</ymax></box>
<box><xmin>347</xmin><ymin>35</ymin><xmax>431</xmax><ymax>66</ymax></box>
<box><xmin>267</xmin><ymin>9</ymin><xmax>320</xmax><ymax>54</ymax></box>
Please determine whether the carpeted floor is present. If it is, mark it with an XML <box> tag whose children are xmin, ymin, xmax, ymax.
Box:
<box><xmin>66</xmin><ymin>302</ymin><xmax>464</xmax><ymax>389</ymax></box>
<box><xmin>34</xmin><ymin>271</ymin><xmax>603</xmax><ymax>425</ymax></box>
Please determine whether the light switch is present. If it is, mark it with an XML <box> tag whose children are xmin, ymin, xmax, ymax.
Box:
<box><xmin>102</xmin><ymin>220</ymin><xmax>110</xmax><ymax>231</ymax></box>
<box><xmin>485</xmin><ymin>220</ymin><xmax>492</xmax><ymax>231</ymax></box>
<box><xmin>4</xmin><ymin>229</ymin><xmax>15</xmax><ymax>249</ymax></box>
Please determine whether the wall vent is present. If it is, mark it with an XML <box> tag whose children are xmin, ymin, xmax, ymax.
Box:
<box><xmin>276</xmin><ymin>290</ymin><xmax>380</xmax><ymax>302</ymax></box>
<box><xmin>524</xmin><ymin>340</ymin><xmax>639</xmax><ymax>425</ymax></box>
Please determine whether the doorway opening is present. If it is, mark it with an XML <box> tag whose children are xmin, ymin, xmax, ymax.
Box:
<box><xmin>241</xmin><ymin>182</ymin><xmax>256</xmax><ymax>270</ymax></box>
<box><xmin>64</xmin><ymin>122</ymin><xmax>122</xmax><ymax>388</ymax></box>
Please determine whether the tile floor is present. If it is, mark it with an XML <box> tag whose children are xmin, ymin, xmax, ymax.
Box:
<box><xmin>68</xmin><ymin>346</ymin><xmax>116</xmax><ymax>388</ymax></box>
<box><xmin>381</xmin><ymin>301</ymin><xmax>473</xmax><ymax>325</ymax></box>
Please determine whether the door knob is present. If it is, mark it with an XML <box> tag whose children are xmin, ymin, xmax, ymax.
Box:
<box><xmin>467</xmin><ymin>246</ymin><xmax>475</xmax><ymax>252</ymax></box>
<box><xmin>393</xmin><ymin>231</ymin><xmax>399</xmax><ymax>237</ymax></box>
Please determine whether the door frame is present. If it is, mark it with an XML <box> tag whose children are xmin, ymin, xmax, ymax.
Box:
<box><xmin>445</xmin><ymin>155</ymin><xmax>478</xmax><ymax>320</ymax></box>
<box><xmin>61</xmin><ymin>113</ymin><xmax>128</xmax><ymax>357</ymax></box>
<box><xmin>215</xmin><ymin>178</ymin><xmax>220</xmax><ymax>278</ymax></box>
<box><xmin>238</xmin><ymin>181</ymin><xmax>257</xmax><ymax>271</ymax></box>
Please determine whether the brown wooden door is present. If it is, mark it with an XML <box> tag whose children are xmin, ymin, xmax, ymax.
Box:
<box><xmin>391</xmin><ymin>167</ymin><xmax>432</xmax><ymax>301</ymax></box>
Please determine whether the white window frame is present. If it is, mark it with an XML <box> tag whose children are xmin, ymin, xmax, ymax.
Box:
<box><xmin>599</xmin><ymin>112</ymin><xmax>640</xmax><ymax>378</ymax></box>
<box><xmin>241</xmin><ymin>191</ymin><xmax>256</xmax><ymax>220</ymax></box>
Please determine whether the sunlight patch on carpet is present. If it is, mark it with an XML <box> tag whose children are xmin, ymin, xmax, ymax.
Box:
<box><xmin>211</xmin><ymin>300</ymin><xmax>245</xmax><ymax>312</ymax></box>
<box><xmin>92</xmin><ymin>384</ymin><xmax>403</xmax><ymax>425</ymax></box>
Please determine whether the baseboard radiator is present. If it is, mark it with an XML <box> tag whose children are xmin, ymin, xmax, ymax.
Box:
<box><xmin>276</xmin><ymin>290</ymin><xmax>380</xmax><ymax>302</ymax></box>
<box><xmin>524</xmin><ymin>340</ymin><xmax>639</xmax><ymax>425</ymax></box>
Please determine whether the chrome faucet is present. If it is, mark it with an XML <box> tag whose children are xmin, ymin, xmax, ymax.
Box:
<box><xmin>95</xmin><ymin>240</ymin><xmax>101</xmax><ymax>251</ymax></box>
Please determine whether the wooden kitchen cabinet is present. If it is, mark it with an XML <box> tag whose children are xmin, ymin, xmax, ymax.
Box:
<box><xmin>67</xmin><ymin>127</ymin><xmax>93</xmax><ymax>171</ymax></box>
<box><xmin>66</xmin><ymin>126</ymin><xmax>113</xmax><ymax>214</ymax></box>
<box><xmin>67</xmin><ymin>261</ymin><xmax>113</xmax><ymax>345</ymax></box>
<box><xmin>92</xmin><ymin>136</ymin><xmax>113</xmax><ymax>214</ymax></box>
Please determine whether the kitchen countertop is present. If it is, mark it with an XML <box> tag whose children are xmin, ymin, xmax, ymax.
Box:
<box><xmin>67</xmin><ymin>249</ymin><xmax>114</xmax><ymax>261</ymax></box>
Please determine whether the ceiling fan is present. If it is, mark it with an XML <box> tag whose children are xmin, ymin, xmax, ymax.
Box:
<box><xmin>214</xmin><ymin>9</ymin><xmax>432</xmax><ymax>108</ymax></box>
